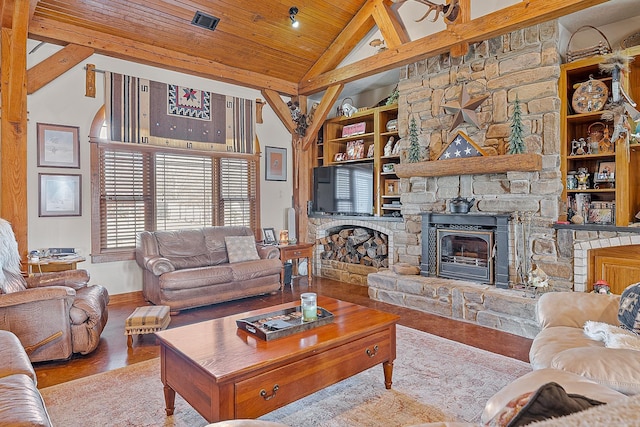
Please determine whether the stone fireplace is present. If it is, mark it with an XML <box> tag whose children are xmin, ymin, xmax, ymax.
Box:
<box><xmin>307</xmin><ymin>21</ymin><xmax>640</xmax><ymax>299</ymax></box>
<box><xmin>421</xmin><ymin>213</ymin><xmax>510</xmax><ymax>288</ymax></box>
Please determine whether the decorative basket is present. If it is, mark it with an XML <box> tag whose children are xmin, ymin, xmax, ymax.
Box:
<box><xmin>621</xmin><ymin>31</ymin><xmax>640</xmax><ymax>50</ymax></box>
<box><xmin>566</xmin><ymin>26</ymin><xmax>612</xmax><ymax>62</ymax></box>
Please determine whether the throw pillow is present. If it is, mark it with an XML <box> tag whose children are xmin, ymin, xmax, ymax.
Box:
<box><xmin>619</xmin><ymin>282</ymin><xmax>640</xmax><ymax>333</ymax></box>
<box><xmin>224</xmin><ymin>236</ymin><xmax>260</xmax><ymax>263</ymax></box>
<box><xmin>486</xmin><ymin>382</ymin><xmax>604</xmax><ymax>427</ymax></box>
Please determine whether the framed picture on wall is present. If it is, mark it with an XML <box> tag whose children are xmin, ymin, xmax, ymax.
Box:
<box><xmin>265</xmin><ymin>146</ymin><xmax>287</xmax><ymax>181</ymax></box>
<box><xmin>37</xmin><ymin>123</ymin><xmax>80</xmax><ymax>168</ymax></box>
<box><xmin>39</xmin><ymin>173</ymin><xmax>82</xmax><ymax>217</ymax></box>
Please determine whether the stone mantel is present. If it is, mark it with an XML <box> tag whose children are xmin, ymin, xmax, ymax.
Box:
<box><xmin>394</xmin><ymin>153</ymin><xmax>542</xmax><ymax>178</ymax></box>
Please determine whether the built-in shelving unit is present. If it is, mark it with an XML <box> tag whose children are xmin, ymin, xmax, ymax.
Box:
<box><xmin>320</xmin><ymin>104</ymin><xmax>400</xmax><ymax>217</ymax></box>
<box><xmin>560</xmin><ymin>46</ymin><xmax>640</xmax><ymax>226</ymax></box>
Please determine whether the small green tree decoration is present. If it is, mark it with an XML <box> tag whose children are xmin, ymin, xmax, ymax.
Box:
<box><xmin>508</xmin><ymin>95</ymin><xmax>526</xmax><ymax>154</ymax></box>
<box><xmin>407</xmin><ymin>117</ymin><xmax>421</xmax><ymax>163</ymax></box>
<box><xmin>385</xmin><ymin>87</ymin><xmax>399</xmax><ymax>106</ymax></box>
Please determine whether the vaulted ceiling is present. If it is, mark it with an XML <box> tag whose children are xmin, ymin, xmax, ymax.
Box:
<box><xmin>24</xmin><ymin>0</ymin><xmax>610</xmax><ymax>97</ymax></box>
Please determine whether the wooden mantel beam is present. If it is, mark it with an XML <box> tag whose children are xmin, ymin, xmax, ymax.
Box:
<box><xmin>394</xmin><ymin>153</ymin><xmax>542</xmax><ymax>178</ymax></box>
<box><xmin>299</xmin><ymin>0</ymin><xmax>609</xmax><ymax>95</ymax></box>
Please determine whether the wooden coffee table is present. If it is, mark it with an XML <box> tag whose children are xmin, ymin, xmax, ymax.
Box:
<box><xmin>155</xmin><ymin>296</ymin><xmax>400</xmax><ymax>423</ymax></box>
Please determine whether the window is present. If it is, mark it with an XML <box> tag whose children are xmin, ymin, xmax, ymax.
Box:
<box><xmin>92</xmin><ymin>141</ymin><xmax>259</xmax><ymax>262</ymax></box>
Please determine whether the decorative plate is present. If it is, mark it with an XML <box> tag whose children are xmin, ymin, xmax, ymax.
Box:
<box><xmin>571</xmin><ymin>78</ymin><xmax>609</xmax><ymax>114</ymax></box>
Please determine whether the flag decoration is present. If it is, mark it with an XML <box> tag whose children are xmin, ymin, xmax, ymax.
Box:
<box><xmin>435</xmin><ymin>131</ymin><xmax>486</xmax><ymax>160</ymax></box>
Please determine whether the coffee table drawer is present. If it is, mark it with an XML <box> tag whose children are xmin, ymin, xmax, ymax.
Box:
<box><xmin>235</xmin><ymin>330</ymin><xmax>391</xmax><ymax>418</ymax></box>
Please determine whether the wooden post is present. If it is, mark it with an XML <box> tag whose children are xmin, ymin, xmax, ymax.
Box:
<box><xmin>1</xmin><ymin>1</ymin><xmax>30</xmax><ymax>259</ymax></box>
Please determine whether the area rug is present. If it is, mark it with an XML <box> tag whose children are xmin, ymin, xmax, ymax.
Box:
<box><xmin>41</xmin><ymin>326</ymin><xmax>531</xmax><ymax>426</ymax></box>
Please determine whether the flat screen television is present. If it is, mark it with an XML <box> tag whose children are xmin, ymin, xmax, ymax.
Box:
<box><xmin>312</xmin><ymin>163</ymin><xmax>374</xmax><ymax>216</ymax></box>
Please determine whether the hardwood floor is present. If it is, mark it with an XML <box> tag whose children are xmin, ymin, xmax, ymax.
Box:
<box><xmin>33</xmin><ymin>277</ymin><xmax>532</xmax><ymax>389</ymax></box>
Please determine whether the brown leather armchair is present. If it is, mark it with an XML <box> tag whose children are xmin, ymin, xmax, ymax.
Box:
<box><xmin>0</xmin><ymin>219</ymin><xmax>109</xmax><ymax>362</ymax></box>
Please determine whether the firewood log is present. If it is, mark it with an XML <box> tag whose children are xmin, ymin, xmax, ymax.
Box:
<box><xmin>338</xmin><ymin>228</ymin><xmax>353</xmax><ymax>239</ymax></box>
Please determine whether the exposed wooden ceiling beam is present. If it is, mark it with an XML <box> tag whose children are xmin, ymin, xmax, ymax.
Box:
<box><xmin>29</xmin><ymin>16</ymin><xmax>299</xmax><ymax>96</ymax></box>
<box><xmin>301</xmin><ymin>1</ymin><xmax>378</xmax><ymax>82</ymax></box>
<box><xmin>27</xmin><ymin>43</ymin><xmax>94</xmax><ymax>94</ymax></box>
<box><xmin>372</xmin><ymin>0</ymin><xmax>409</xmax><ymax>49</ymax></box>
<box><xmin>301</xmin><ymin>84</ymin><xmax>343</xmax><ymax>151</ymax></box>
<box><xmin>299</xmin><ymin>0</ymin><xmax>610</xmax><ymax>95</ymax></box>
<box><xmin>449</xmin><ymin>0</ymin><xmax>470</xmax><ymax>58</ymax></box>
<box><xmin>261</xmin><ymin>89</ymin><xmax>296</xmax><ymax>135</ymax></box>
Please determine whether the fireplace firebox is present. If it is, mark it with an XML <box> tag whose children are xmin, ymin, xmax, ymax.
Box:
<box><xmin>421</xmin><ymin>213</ymin><xmax>510</xmax><ymax>288</ymax></box>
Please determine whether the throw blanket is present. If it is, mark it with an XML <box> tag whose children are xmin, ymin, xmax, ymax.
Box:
<box><xmin>584</xmin><ymin>321</ymin><xmax>640</xmax><ymax>351</ymax></box>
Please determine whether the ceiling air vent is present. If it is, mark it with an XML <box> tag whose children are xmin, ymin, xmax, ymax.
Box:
<box><xmin>191</xmin><ymin>11</ymin><xmax>220</xmax><ymax>31</ymax></box>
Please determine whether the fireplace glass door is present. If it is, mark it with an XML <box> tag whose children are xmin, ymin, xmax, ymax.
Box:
<box><xmin>436</xmin><ymin>229</ymin><xmax>493</xmax><ymax>283</ymax></box>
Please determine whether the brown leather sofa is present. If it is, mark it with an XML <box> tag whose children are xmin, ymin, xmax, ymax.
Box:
<box><xmin>135</xmin><ymin>226</ymin><xmax>282</xmax><ymax>313</ymax></box>
<box><xmin>0</xmin><ymin>330</ymin><xmax>52</xmax><ymax>426</ymax></box>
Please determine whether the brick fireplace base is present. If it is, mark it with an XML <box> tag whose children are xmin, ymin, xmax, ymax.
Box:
<box><xmin>367</xmin><ymin>271</ymin><xmax>540</xmax><ymax>339</ymax></box>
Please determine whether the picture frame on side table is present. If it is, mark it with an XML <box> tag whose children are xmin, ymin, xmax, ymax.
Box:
<box><xmin>263</xmin><ymin>228</ymin><xmax>277</xmax><ymax>245</ymax></box>
<box><xmin>265</xmin><ymin>146</ymin><xmax>287</xmax><ymax>181</ymax></box>
<box><xmin>39</xmin><ymin>173</ymin><xmax>82</xmax><ymax>217</ymax></box>
<box><xmin>37</xmin><ymin>123</ymin><xmax>80</xmax><ymax>168</ymax></box>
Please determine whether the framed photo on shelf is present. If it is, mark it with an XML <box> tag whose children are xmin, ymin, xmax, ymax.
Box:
<box><xmin>346</xmin><ymin>140</ymin><xmax>364</xmax><ymax>160</ymax></box>
<box><xmin>265</xmin><ymin>146</ymin><xmax>287</xmax><ymax>181</ymax></box>
<box><xmin>263</xmin><ymin>228</ymin><xmax>276</xmax><ymax>244</ymax></box>
<box><xmin>38</xmin><ymin>173</ymin><xmax>82</xmax><ymax>217</ymax></box>
<box><xmin>37</xmin><ymin>123</ymin><xmax>80</xmax><ymax>168</ymax></box>
<box><xmin>595</xmin><ymin>161</ymin><xmax>615</xmax><ymax>182</ymax></box>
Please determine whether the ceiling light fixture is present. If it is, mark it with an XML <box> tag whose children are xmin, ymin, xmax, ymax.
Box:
<box><xmin>289</xmin><ymin>6</ymin><xmax>299</xmax><ymax>28</ymax></box>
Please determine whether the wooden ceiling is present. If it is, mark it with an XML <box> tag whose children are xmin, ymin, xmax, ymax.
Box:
<box><xmin>25</xmin><ymin>0</ymin><xmax>610</xmax><ymax>97</ymax></box>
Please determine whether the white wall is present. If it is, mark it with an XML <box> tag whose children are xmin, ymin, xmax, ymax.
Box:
<box><xmin>25</xmin><ymin>41</ymin><xmax>292</xmax><ymax>295</ymax></box>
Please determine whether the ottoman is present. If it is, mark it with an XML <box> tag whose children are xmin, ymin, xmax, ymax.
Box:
<box><xmin>125</xmin><ymin>305</ymin><xmax>171</xmax><ymax>347</ymax></box>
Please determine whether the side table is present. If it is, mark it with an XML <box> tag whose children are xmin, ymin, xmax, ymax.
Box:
<box><xmin>28</xmin><ymin>255</ymin><xmax>86</xmax><ymax>275</ymax></box>
<box><xmin>277</xmin><ymin>242</ymin><xmax>314</xmax><ymax>287</ymax></box>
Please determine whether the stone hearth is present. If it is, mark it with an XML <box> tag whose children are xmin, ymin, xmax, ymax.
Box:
<box><xmin>368</xmin><ymin>271</ymin><xmax>539</xmax><ymax>338</ymax></box>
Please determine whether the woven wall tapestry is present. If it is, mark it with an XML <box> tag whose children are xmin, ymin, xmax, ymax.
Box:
<box><xmin>105</xmin><ymin>72</ymin><xmax>254</xmax><ymax>153</ymax></box>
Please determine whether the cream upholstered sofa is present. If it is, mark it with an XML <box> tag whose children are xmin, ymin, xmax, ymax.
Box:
<box><xmin>0</xmin><ymin>330</ymin><xmax>52</xmax><ymax>426</ymax></box>
<box><xmin>415</xmin><ymin>290</ymin><xmax>639</xmax><ymax>426</ymax></box>
<box><xmin>135</xmin><ymin>226</ymin><xmax>282</xmax><ymax>313</ymax></box>
<box><xmin>528</xmin><ymin>291</ymin><xmax>640</xmax><ymax>395</ymax></box>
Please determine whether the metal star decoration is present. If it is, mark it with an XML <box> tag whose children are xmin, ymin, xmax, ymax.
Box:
<box><xmin>442</xmin><ymin>84</ymin><xmax>489</xmax><ymax>131</ymax></box>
